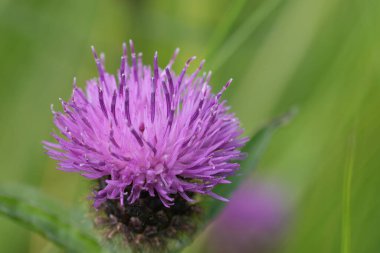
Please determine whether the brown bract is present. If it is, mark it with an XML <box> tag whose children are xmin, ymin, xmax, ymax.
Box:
<box><xmin>93</xmin><ymin>180</ymin><xmax>202</xmax><ymax>253</ymax></box>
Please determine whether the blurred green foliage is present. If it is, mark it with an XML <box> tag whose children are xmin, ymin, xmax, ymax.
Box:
<box><xmin>0</xmin><ymin>184</ymin><xmax>103</xmax><ymax>253</ymax></box>
<box><xmin>0</xmin><ymin>0</ymin><xmax>379</xmax><ymax>252</ymax></box>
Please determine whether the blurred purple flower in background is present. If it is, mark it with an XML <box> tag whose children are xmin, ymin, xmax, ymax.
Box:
<box><xmin>208</xmin><ymin>178</ymin><xmax>289</xmax><ymax>253</ymax></box>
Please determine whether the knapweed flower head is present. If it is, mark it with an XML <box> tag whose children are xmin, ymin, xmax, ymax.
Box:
<box><xmin>44</xmin><ymin>41</ymin><xmax>246</xmax><ymax>209</ymax></box>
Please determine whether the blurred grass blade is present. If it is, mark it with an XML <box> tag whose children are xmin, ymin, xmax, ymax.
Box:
<box><xmin>0</xmin><ymin>184</ymin><xmax>103</xmax><ymax>253</ymax></box>
<box><xmin>206</xmin><ymin>0</ymin><xmax>248</xmax><ymax>60</ymax></box>
<box><xmin>208</xmin><ymin>0</ymin><xmax>282</xmax><ymax>71</ymax></box>
<box><xmin>203</xmin><ymin>107</ymin><xmax>297</xmax><ymax>221</ymax></box>
<box><xmin>341</xmin><ymin>131</ymin><xmax>356</xmax><ymax>253</ymax></box>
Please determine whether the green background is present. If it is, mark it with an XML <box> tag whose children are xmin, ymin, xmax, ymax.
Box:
<box><xmin>1</xmin><ymin>0</ymin><xmax>379</xmax><ymax>252</ymax></box>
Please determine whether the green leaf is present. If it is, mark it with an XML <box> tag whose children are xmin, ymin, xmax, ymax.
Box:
<box><xmin>0</xmin><ymin>184</ymin><xmax>103</xmax><ymax>253</ymax></box>
<box><xmin>202</xmin><ymin>107</ymin><xmax>297</xmax><ymax>222</ymax></box>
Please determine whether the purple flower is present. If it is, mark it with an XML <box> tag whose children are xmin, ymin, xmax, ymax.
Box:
<box><xmin>43</xmin><ymin>41</ymin><xmax>247</xmax><ymax>208</ymax></box>
<box><xmin>208</xmin><ymin>179</ymin><xmax>289</xmax><ymax>253</ymax></box>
